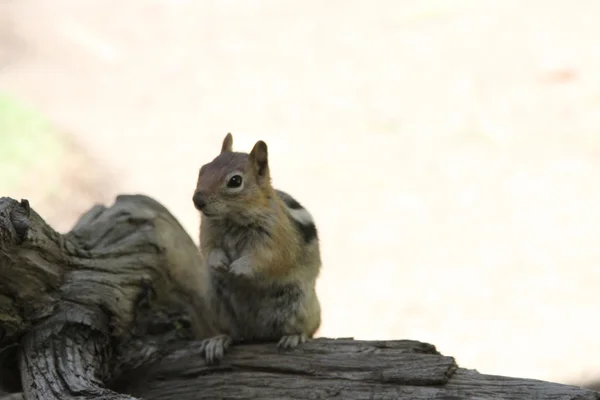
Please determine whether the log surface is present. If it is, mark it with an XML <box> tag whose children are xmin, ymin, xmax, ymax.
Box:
<box><xmin>116</xmin><ymin>338</ymin><xmax>598</xmax><ymax>400</ymax></box>
<box><xmin>0</xmin><ymin>195</ymin><xmax>597</xmax><ymax>400</ymax></box>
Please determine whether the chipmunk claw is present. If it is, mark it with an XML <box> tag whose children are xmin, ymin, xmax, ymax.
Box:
<box><xmin>277</xmin><ymin>334</ymin><xmax>307</xmax><ymax>350</ymax></box>
<box><xmin>201</xmin><ymin>334</ymin><xmax>232</xmax><ymax>365</ymax></box>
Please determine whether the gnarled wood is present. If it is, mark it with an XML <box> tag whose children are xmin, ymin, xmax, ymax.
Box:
<box><xmin>0</xmin><ymin>195</ymin><xmax>215</xmax><ymax>399</ymax></box>
<box><xmin>0</xmin><ymin>195</ymin><xmax>598</xmax><ymax>399</ymax></box>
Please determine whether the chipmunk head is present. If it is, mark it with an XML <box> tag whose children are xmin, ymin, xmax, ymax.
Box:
<box><xmin>193</xmin><ymin>133</ymin><xmax>273</xmax><ymax>219</ymax></box>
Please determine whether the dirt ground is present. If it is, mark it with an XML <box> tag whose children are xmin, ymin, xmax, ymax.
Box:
<box><xmin>2</xmin><ymin>0</ymin><xmax>600</xmax><ymax>388</ymax></box>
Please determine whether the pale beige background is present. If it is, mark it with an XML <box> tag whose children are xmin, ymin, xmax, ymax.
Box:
<box><xmin>1</xmin><ymin>0</ymin><xmax>600</xmax><ymax>388</ymax></box>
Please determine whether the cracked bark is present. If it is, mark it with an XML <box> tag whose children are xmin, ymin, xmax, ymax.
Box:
<box><xmin>0</xmin><ymin>195</ymin><xmax>597</xmax><ymax>399</ymax></box>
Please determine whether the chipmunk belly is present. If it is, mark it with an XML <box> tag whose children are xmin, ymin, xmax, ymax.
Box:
<box><xmin>219</xmin><ymin>278</ymin><xmax>306</xmax><ymax>342</ymax></box>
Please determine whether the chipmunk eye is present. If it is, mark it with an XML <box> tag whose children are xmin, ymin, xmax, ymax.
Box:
<box><xmin>227</xmin><ymin>174</ymin><xmax>243</xmax><ymax>189</ymax></box>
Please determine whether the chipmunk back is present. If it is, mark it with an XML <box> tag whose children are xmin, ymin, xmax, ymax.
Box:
<box><xmin>192</xmin><ymin>133</ymin><xmax>322</xmax><ymax>363</ymax></box>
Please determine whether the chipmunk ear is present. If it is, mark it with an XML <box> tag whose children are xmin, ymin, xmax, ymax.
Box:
<box><xmin>221</xmin><ymin>133</ymin><xmax>233</xmax><ymax>153</ymax></box>
<box><xmin>248</xmin><ymin>140</ymin><xmax>269</xmax><ymax>179</ymax></box>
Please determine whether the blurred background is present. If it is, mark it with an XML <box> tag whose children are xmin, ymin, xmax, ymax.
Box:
<box><xmin>1</xmin><ymin>0</ymin><xmax>600</xmax><ymax>389</ymax></box>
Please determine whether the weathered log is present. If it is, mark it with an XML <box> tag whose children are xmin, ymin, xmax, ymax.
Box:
<box><xmin>123</xmin><ymin>338</ymin><xmax>598</xmax><ymax>400</ymax></box>
<box><xmin>0</xmin><ymin>195</ymin><xmax>598</xmax><ymax>399</ymax></box>
<box><xmin>0</xmin><ymin>195</ymin><xmax>215</xmax><ymax>399</ymax></box>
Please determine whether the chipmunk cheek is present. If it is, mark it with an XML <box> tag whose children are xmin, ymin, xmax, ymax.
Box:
<box><xmin>203</xmin><ymin>205</ymin><xmax>224</xmax><ymax>218</ymax></box>
<box><xmin>211</xmin><ymin>202</ymin><xmax>228</xmax><ymax>215</ymax></box>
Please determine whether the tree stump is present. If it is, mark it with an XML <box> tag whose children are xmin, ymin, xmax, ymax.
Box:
<box><xmin>0</xmin><ymin>195</ymin><xmax>597</xmax><ymax>399</ymax></box>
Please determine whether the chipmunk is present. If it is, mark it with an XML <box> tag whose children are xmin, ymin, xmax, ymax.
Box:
<box><xmin>192</xmin><ymin>133</ymin><xmax>322</xmax><ymax>364</ymax></box>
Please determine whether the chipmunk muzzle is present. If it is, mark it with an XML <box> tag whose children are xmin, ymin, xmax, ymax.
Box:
<box><xmin>193</xmin><ymin>191</ymin><xmax>207</xmax><ymax>211</ymax></box>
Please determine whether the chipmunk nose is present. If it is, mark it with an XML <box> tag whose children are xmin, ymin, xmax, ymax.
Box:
<box><xmin>193</xmin><ymin>191</ymin><xmax>207</xmax><ymax>210</ymax></box>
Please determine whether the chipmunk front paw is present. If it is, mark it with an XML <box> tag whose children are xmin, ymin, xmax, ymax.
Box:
<box><xmin>228</xmin><ymin>255</ymin><xmax>254</xmax><ymax>278</ymax></box>
<box><xmin>277</xmin><ymin>333</ymin><xmax>307</xmax><ymax>350</ymax></box>
<box><xmin>208</xmin><ymin>248</ymin><xmax>230</xmax><ymax>273</ymax></box>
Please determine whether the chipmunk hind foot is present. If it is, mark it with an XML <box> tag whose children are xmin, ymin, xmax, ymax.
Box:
<box><xmin>277</xmin><ymin>333</ymin><xmax>307</xmax><ymax>350</ymax></box>
<box><xmin>201</xmin><ymin>334</ymin><xmax>233</xmax><ymax>365</ymax></box>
